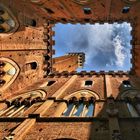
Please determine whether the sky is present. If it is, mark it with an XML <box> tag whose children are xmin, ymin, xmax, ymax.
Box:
<box><xmin>53</xmin><ymin>22</ymin><xmax>132</xmax><ymax>72</ymax></box>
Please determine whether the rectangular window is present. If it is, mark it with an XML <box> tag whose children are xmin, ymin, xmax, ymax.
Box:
<box><xmin>122</xmin><ymin>7</ymin><xmax>130</xmax><ymax>13</ymax></box>
<box><xmin>85</xmin><ymin>80</ymin><xmax>93</xmax><ymax>87</ymax></box>
<box><xmin>83</xmin><ymin>7</ymin><xmax>92</xmax><ymax>14</ymax></box>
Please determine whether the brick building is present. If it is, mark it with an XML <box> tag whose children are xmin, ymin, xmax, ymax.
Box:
<box><xmin>0</xmin><ymin>0</ymin><xmax>140</xmax><ymax>140</ymax></box>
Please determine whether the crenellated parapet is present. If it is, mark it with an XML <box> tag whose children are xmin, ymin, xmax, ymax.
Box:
<box><xmin>47</xmin><ymin>70</ymin><xmax>129</xmax><ymax>78</ymax></box>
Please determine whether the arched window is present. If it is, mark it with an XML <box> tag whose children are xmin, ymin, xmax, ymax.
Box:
<box><xmin>122</xmin><ymin>6</ymin><xmax>130</xmax><ymax>13</ymax></box>
<box><xmin>0</xmin><ymin>90</ymin><xmax>46</xmax><ymax>117</ymax></box>
<box><xmin>62</xmin><ymin>97</ymin><xmax>95</xmax><ymax>117</ymax></box>
<box><xmin>54</xmin><ymin>90</ymin><xmax>100</xmax><ymax>117</ymax></box>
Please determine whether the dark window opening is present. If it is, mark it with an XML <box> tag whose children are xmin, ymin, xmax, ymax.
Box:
<box><xmin>0</xmin><ymin>71</ymin><xmax>5</xmax><ymax>77</ymax></box>
<box><xmin>0</xmin><ymin>79</ymin><xmax>6</xmax><ymax>86</ymax></box>
<box><xmin>84</xmin><ymin>18</ymin><xmax>90</xmax><ymax>22</ymax></box>
<box><xmin>30</xmin><ymin>62</ymin><xmax>37</xmax><ymax>69</ymax></box>
<box><xmin>0</xmin><ymin>9</ymin><xmax>4</xmax><ymax>15</ymax></box>
<box><xmin>44</xmin><ymin>55</ymin><xmax>50</xmax><ymax>60</ymax></box>
<box><xmin>83</xmin><ymin>7</ymin><xmax>92</xmax><ymax>14</ymax></box>
<box><xmin>123</xmin><ymin>80</ymin><xmax>131</xmax><ymax>87</ymax></box>
<box><xmin>47</xmin><ymin>81</ymin><xmax>55</xmax><ymax>86</ymax></box>
<box><xmin>0</xmin><ymin>61</ymin><xmax>5</xmax><ymax>67</ymax></box>
<box><xmin>44</xmin><ymin>7</ymin><xmax>54</xmax><ymax>14</ymax></box>
<box><xmin>25</xmin><ymin>62</ymin><xmax>37</xmax><ymax>70</ymax></box>
<box><xmin>30</xmin><ymin>19</ymin><xmax>37</xmax><ymax>27</ymax></box>
<box><xmin>0</xmin><ymin>17</ymin><xmax>4</xmax><ymax>24</ymax></box>
<box><xmin>85</xmin><ymin>80</ymin><xmax>93</xmax><ymax>86</ymax></box>
<box><xmin>0</xmin><ymin>26</ymin><xmax>5</xmax><ymax>33</ymax></box>
<box><xmin>61</xmin><ymin>18</ymin><xmax>67</xmax><ymax>22</ymax></box>
<box><xmin>122</xmin><ymin>7</ymin><xmax>130</xmax><ymax>13</ymax></box>
<box><xmin>46</xmin><ymin>69</ymin><xmax>51</xmax><ymax>74</ymax></box>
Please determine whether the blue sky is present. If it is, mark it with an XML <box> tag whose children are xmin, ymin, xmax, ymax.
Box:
<box><xmin>53</xmin><ymin>22</ymin><xmax>132</xmax><ymax>72</ymax></box>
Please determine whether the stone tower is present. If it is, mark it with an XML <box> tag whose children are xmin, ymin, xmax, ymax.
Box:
<box><xmin>0</xmin><ymin>0</ymin><xmax>140</xmax><ymax>140</ymax></box>
<box><xmin>53</xmin><ymin>53</ymin><xmax>85</xmax><ymax>72</ymax></box>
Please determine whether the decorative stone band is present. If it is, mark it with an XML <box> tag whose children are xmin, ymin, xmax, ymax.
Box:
<box><xmin>6</xmin><ymin>90</ymin><xmax>46</xmax><ymax>106</ymax></box>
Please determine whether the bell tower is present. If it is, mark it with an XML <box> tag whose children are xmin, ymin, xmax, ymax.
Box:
<box><xmin>53</xmin><ymin>52</ymin><xmax>85</xmax><ymax>72</ymax></box>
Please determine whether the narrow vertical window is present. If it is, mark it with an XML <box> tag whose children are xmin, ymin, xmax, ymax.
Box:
<box><xmin>63</xmin><ymin>103</ymin><xmax>74</xmax><ymax>116</ymax></box>
<box><xmin>62</xmin><ymin>97</ymin><xmax>95</xmax><ymax>117</ymax></box>
<box><xmin>73</xmin><ymin>103</ymin><xmax>84</xmax><ymax>116</ymax></box>
<box><xmin>85</xmin><ymin>103</ymin><xmax>94</xmax><ymax>117</ymax></box>
<box><xmin>126</xmin><ymin>102</ymin><xmax>139</xmax><ymax>117</ymax></box>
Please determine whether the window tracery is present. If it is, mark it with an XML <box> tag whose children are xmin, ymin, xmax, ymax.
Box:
<box><xmin>0</xmin><ymin>90</ymin><xmax>46</xmax><ymax>117</ymax></box>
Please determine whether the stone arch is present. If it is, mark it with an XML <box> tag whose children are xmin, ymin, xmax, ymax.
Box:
<box><xmin>64</xmin><ymin>89</ymin><xmax>100</xmax><ymax>100</ymax></box>
<box><xmin>8</xmin><ymin>89</ymin><xmax>46</xmax><ymax>103</ymax></box>
<box><xmin>5</xmin><ymin>90</ymin><xmax>46</xmax><ymax>109</ymax></box>
<box><xmin>0</xmin><ymin>90</ymin><xmax>46</xmax><ymax>117</ymax></box>
<box><xmin>56</xmin><ymin>90</ymin><xmax>100</xmax><ymax>117</ymax></box>
<box><xmin>120</xmin><ymin>89</ymin><xmax>140</xmax><ymax>100</ymax></box>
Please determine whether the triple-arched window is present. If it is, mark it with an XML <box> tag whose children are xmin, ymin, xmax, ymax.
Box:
<box><xmin>0</xmin><ymin>90</ymin><xmax>46</xmax><ymax>117</ymax></box>
<box><xmin>55</xmin><ymin>90</ymin><xmax>100</xmax><ymax>117</ymax></box>
<box><xmin>62</xmin><ymin>97</ymin><xmax>95</xmax><ymax>117</ymax></box>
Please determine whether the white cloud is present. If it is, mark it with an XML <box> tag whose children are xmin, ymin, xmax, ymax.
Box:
<box><xmin>113</xmin><ymin>35</ymin><xmax>126</xmax><ymax>67</ymax></box>
<box><xmin>54</xmin><ymin>22</ymin><xmax>132</xmax><ymax>71</ymax></box>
